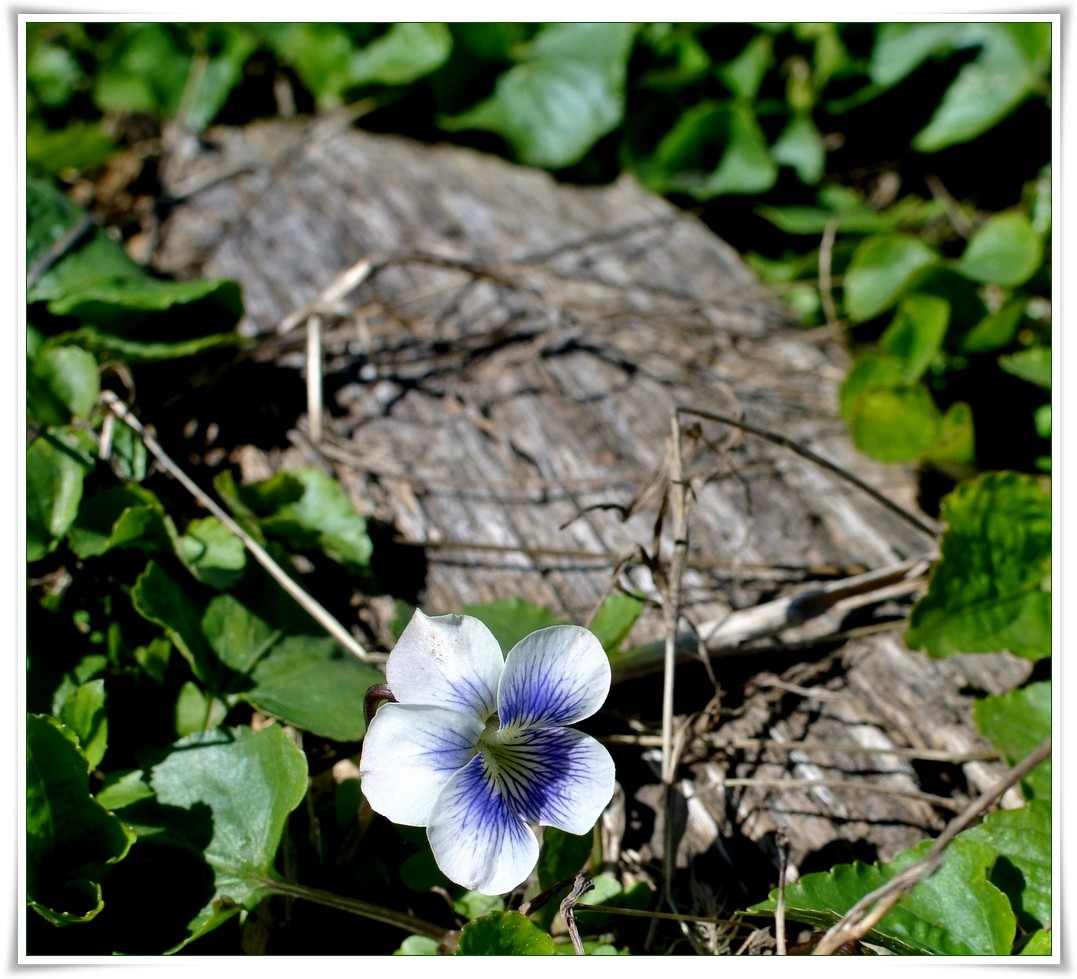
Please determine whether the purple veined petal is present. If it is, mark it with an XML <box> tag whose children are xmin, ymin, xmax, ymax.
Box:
<box><xmin>427</xmin><ymin>754</ymin><xmax>539</xmax><ymax>895</ymax></box>
<box><xmin>498</xmin><ymin>625</ymin><xmax>611</xmax><ymax>728</ymax></box>
<box><xmin>359</xmin><ymin>702</ymin><xmax>484</xmax><ymax>827</ymax></box>
<box><xmin>488</xmin><ymin>726</ymin><xmax>616</xmax><ymax>835</ymax></box>
<box><xmin>386</xmin><ymin>610</ymin><xmax>504</xmax><ymax>720</ymax></box>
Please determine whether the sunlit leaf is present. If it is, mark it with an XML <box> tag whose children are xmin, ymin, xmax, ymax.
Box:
<box><xmin>879</xmin><ymin>293</ymin><xmax>950</xmax><ymax>382</ymax></box>
<box><xmin>460</xmin><ymin>598</ymin><xmax>567</xmax><ymax>654</ymax></box>
<box><xmin>349</xmin><ymin>22</ymin><xmax>452</xmax><ymax>87</ymax></box>
<box><xmin>103</xmin><ymin>725</ymin><xmax>308</xmax><ymax>952</ymax></box>
<box><xmin>180</xmin><ymin>516</ymin><xmax>247</xmax><ymax>590</ymax></box>
<box><xmin>973</xmin><ymin>681</ymin><xmax>1051</xmax><ymax>802</ymax></box>
<box><xmin>962</xmin><ymin>801</ymin><xmax>1051</xmax><ymax>930</ymax></box>
<box><xmin>843</xmin><ymin>234</ymin><xmax>938</xmax><ymax>322</ymax></box>
<box><xmin>215</xmin><ymin>468</ymin><xmax>372</xmax><ymax>573</ymax></box>
<box><xmin>27</xmin><ymin>341</ymin><xmax>100</xmax><ymax>427</ymax></box>
<box><xmin>440</xmin><ymin>23</ymin><xmax>637</xmax><ymax>168</ymax></box>
<box><xmin>906</xmin><ymin>472</ymin><xmax>1051</xmax><ymax>660</ymax></box>
<box><xmin>56</xmin><ymin>679</ymin><xmax>108</xmax><ymax>770</ymax></box>
<box><xmin>999</xmin><ymin>346</ymin><xmax>1051</xmax><ymax>389</ymax></box>
<box><xmin>957</xmin><ymin>212</ymin><xmax>1043</xmax><ymax>287</ymax></box>
<box><xmin>133</xmin><ymin>562</ymin><xmax>384</xmax><ymax>741</ymax></box>
<box><xmin>456</xmin><ymin>910</ymin><xmax>556</xmax><ymax>955</ymax></box>
<box><xmin>770</xmin><ymin>114</ymin><xmax>825</xmax><ymax>185</ymax></box>
<box><xmin>749</xmin><ymin>837</ymin><xmax>1015</xmax><ymax>954</ymax></box>
<box><xmin>589</xmin><ymin>593</ymin><xmax>645</xmax><ymax>654</ymax></box>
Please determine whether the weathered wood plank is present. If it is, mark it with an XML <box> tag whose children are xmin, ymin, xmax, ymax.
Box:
<box><xmin>154</xmin><ymin>117</ymin><xmax>1029</xmax><ymax>891</ymax></box>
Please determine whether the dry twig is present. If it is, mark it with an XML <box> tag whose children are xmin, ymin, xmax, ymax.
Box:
<box><xmin>98</xmin><ymin>391</ymin><xmax>384</xmax><ymax>666</ymax></box>
<box><xmin>812</xmin><ymin>735</ymin><xmax>1051</xmax><ymax>954</ymax></box>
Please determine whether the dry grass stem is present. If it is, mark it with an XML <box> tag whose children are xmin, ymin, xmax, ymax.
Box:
<box><xmin>98</xmin><ymin>391</ymin><xmax>384</xmax><ymax>666</ymax></box>
<box><xmin>677</xmin><ymin>407</ymin><xmax>941</xmax><ymax>540</ymax></box>
<box><xmin>812</xmin><ymin>735</ymin><xmax>1051</xmax><ymax>954</ymax></box>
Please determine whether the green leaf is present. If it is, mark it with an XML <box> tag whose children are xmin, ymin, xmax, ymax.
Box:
<box><xmin>840</xmin><ymin>356</ymin><xmax>942</xmax><ymax>462</ymax></box>
<box><xmin>962</xmin><ymin>801</ymin><xmax>1051</xmax><ymax>930</ymax></box>
<box><xmin>999</xmin><ymin>346</ymin><xmax>1051</xmax><ymax>389</ymax></box>
<box><xmin>180</xmin><ymin>516</ymin><xmax>247</xmax><ymax>589</ymax></box>
<box><xmin>67</xmin><ymin>483</ymin><xmax>175</xmax><ymax>559</ymax></box>
<box><xmin>257</xmin><ymin>23</ymin><xmax>365</xmax><ymax>108</ymax></box>
<box><xmin>844</xmin><ymin>234</ymin><xmax>938</xmax><ymax>322</ymax></box>
<box><xmin>182</xmin><ymin>24</ymin><xmax>259</xmax><ymax>132</ymax></box>
<box><xmin>957</xmin><ymin>212</ymin><xmax>1043</xmax><ymax>287</ymax></box>
<box><xmin>718</xmin><ymin>34</ymin><xmax>772</xmax><ymax>99</ymax></box>
<box><xmin>1020</xmin><ymin>929</ymin><xmax>1053</xmax><ymax>955</ymax></box>
<box><xmin>905</xmin><ymin>472</ymin><xmax>1051</xmax><ymax>660</ymax></box>
<box><xmin>456</xmin><ymin>910</ymin><xmax>556</xmax><ymax>955</ymax></box>
<box><xmin>960</xmin><ymin>299</ymin><xmax>1026</xmax><ymax>354</ymax></box>
<box><xmin>27</xmin><ymin>176</ymin><xmax>242</xmax><ymax>357</ymax></box>
<box><xmin>913</xmin><ymin>27</ymin><xmax>1049</xmax><ymax>152</ymax></box>
<box><xmin>56</xmin><ymin>679</ymin><xmax>109</xmax><ymax>770</ymax></box>
<box><xmin>27</xmin><ymin>340</ymin><xmax>100</xmax><ymax>426</ymax></box>
<box><xmin>26</xmin><ymin>427</ymin><xmax>96</xmax><ymax>562</ymax></box>
<box><xmin>440</xmin><ymin>23</ymin><xmax>637</xmax><ymax>168</ymax></box>
<box><xmin>770</xmin><ymin>114</ymin><xmax>825</xmax><ymax>185</ymax></box>
<box><xmin>92</xmin><ymin>24</ymin><xmax>188</xmax><ymax>118</ymax></box>
<box><xmin>537</xmin><ymin>827</ymin><xmax>594</xmax><ymax>892</ymax></box>
<box><xmin>879</xmin><ymin>294</ymin><xmax>950</xmax><ymax>382</ymax></box>
<box><xmin>459</xmin><ymin>598</ymin><xmax>567</xmax><ymax>653</ymax></box>
<box><xmin>132</xmin><ymin>563</ymin><xmax>384</xmax><ymax>741</ymax></box>
<box><xmin>589</xmin><ymin>593</ymin><xmax>645</xmax><ymax>654</ymax></box>
<box><xmin>453</xmin><ymin>890</ymin><xmax>505</xmax><ymax>920</ymax></box>
<box><xmin>749</xmin><ymin>837</ymin><xmax>1015</xmax><ymax>954</ymax></box>
<box><xmin>919</xmin><ymin>401</ymin><xmax>976</xmax><ymax>472</ymax></box>
<box><xmin>395</xmin><ymin>935</ymin><xmax>441</xmax><ymax>955</ymax></box>
<box><xmin>105</xmin><ymin>725</ymin><xmax>309</xmax><ymax>952</ymax></box>
<box><xmin>215</xmin><ymin>469</ymin><xmax>372</xmax><ymax>573</ymax></box>
<box><xmin>654</xmin><ymin>101</ymin><xmax>778</xmax><ymax>199</ymax></box>
<box><xmin>27</xmin><ymin>714</ymin><xmax>134</xmax><ymax>925</ymax></box>
<box><xmin>173</xmin><ymin>680</ymin><xmax>228</xmax><ymax>737</ymax></box>
<box><xmin>349</xmin><ymin>22</ymin><xmax>452</xmax><ymax>87</ymax></box>
<box><xmin>973</xmin><ymin>682</ymin><xmax>1051</xmax><ymax>803</ymax></box>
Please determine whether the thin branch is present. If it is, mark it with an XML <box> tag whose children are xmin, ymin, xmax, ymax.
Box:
<box><xmin>611</xmin><ymin>556</ymin><xmax>931</xmax><ymax>684</ymax></box>
<box><xmin>601</xmin><ymin>733</ymin><xmax>999</xmax><ymax>765</ymax></box>
<box><xmin>775</xmin><ymin>835</ymin><xmax>789</xmax><ymax>955</ymax></box>
<box><xmin>813</xmin><ymin>735</ymin><xmax>1052</xmax><ymax>954</ymax></box>
<box><xmin>98</xmin><ymin>391</ymin><xmax>385</xmax><ymax>666</ymax></box>
<box><xmin>263</xmin><ymin>878</ymin><xmax>446</xmax><ymax>941</ymax></box>
<box><xmin>712</xmin><ymin>777</ymin><xmax>966</xmax><ymax>813</ymax></box>
<box><xmin>560</xmin><ymin>873</ymin><xmax>595</xmax><ymax>956</ymax></box>
<box><xmin>676</xmin><ymin>407</ymin><xmax>941</xmax><ymax>540</ymax></box>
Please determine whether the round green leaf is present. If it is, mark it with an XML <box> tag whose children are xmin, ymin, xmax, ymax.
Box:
<box><xmin>456</xmin><ymin>910</ymin><xmax>556</xmax><ymax>955</ymax></box>
<box><xmin>847</xmin><ymin>383</ymin><xmax>942</xmax><ymax>463</ymax></box>
<box><xmin>844</xmin><ymin>234</ymin><xmax>938</xmax><ymax>322</ymax></box>
<box><xmin>957</xmin><ymin>212</ymin><xmax>1043</xmax><ymax>287</ymax></box>
<box><xmin>118</xmin><ymin>725</ymin><xmax>309</xmax><ymax>951</ymax></box>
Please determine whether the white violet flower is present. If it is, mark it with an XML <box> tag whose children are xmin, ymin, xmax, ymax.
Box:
<box><xmin>359</xmin><ymin>609</ymin><xmax>616</xmax><ymax>895</ymax></box>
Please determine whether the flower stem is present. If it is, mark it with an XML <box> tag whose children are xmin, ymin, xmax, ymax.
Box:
<box><xmin>259</xmin><ymin>877</ymin><xmax>447</xmax><ymax>941</ymax></box>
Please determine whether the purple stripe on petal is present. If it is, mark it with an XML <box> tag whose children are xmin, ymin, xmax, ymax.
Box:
<box><xmin>498</xmin><ymin>626</ymin><xmax>611</xmax><ymax>727</ymax></box>
<box><xmin>427</xmin><ymin>754</ymin><xmax>539</xmax><ymax>895</ymax></box>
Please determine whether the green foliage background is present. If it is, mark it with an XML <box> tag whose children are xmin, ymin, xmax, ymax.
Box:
<box><xmin>25</xmin><ymin>21</ymin><xmax>1052</xmax><ymax>957</ymax></box>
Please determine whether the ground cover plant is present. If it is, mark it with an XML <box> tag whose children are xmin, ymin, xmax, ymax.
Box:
<box><xmin>25</xmin><ymin>21</ymin><xmax>1052</xmax><ymax>956</ymax></box>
